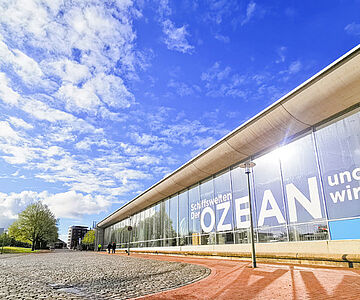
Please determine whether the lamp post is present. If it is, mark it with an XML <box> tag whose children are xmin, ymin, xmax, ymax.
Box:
<box><xmin>127</xmin><ymin>216</ymin><xmax>133</xmax><ymax>256</ymax></box>
<box><xmin>239</xmin><ymin>161</ymin><xmax>257</xmax><ymax>268</ymax></box>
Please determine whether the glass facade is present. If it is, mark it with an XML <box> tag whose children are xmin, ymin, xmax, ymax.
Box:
<box><xmin>104</xmin><ymin>108</ymin><xmax>360</xmax><ymax>247</ymax></box>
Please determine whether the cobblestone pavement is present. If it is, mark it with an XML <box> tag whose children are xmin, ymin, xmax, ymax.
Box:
<box><xmin>0</xmin><ymin>250</ymin><xmax>210</xmax><ymax>299</ymax></box>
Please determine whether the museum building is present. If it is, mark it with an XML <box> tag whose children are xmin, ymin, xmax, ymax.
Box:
<box><xmin>96</xmin><ymin>45</ymin><xmax>360</xmax><ymax>256</ymax></box>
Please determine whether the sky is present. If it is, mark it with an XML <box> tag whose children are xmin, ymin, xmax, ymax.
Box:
<box><xmin>0</xmin><ymin>0</ymin><xmax>359</xmax><ymax>242</ymax></box>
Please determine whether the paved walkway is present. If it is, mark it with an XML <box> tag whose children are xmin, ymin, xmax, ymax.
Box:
<box><xmin>121</xmin><ymin>253</ymin><xmax>360</xmax><ymax>300</ymax></box>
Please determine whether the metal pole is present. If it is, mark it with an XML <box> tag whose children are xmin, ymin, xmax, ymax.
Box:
<box><xmin>246</xmin><ymin>168</ymin><xmax>256</xmax><ymax>268</ymax></box>
<box><xmin>127</xmin><ymin>229</ymin><xmax>130</xmax><ymax>255</ymax></box>
<box><xmin>239</xmin><ymin>161</ymin><xmax>256</xmax><ymax>268</ymax></box>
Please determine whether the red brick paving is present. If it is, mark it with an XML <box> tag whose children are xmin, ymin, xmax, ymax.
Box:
<box><xmin>123</xmin><ymin>253</ymin><xmax>360</xmax><ymax>300</ymax></box>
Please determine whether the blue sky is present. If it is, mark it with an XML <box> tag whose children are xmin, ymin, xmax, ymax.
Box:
<box><xmin>0</xmin><ymin>0</ymin><xmax>359</xmax><ymax>242</ymax></box>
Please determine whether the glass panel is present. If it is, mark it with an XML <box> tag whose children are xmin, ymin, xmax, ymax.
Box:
<box><xmin>162</xmin><ymin>199</ymin><xmax>169</xmax><ymax>239</ymax></box>
<box><xmin>169</xmin><ymin>195</ymin><xmax>178</xmax><ymax>239</ymax></box>
<box><xmin>214</xmin><ymin>170</ymin><xmax>233</xmax><ymax>232</ymax></box>
<box><xmin>280</xmin><ymin>134</ymin><xmax>326</xmax><ymax>224</ymax></box>
<box><xmin>178</xmin><ymin>190</ymin><xmax>189</xmax><ymax>237</ymax></box>
<box><xmin>155</xmin><ymin>203</ymin><xmax>162</xmax><ymax>240</ymax></box>
<box><xmin>289</xmin><ymin>222</ymin><xmax>328</xmax><ymax>241</ymax></box>
<box><xmin>138</xmin><ymin>211</ymin><xmax>145</xmax><ymax>241</ymax></box>
<box><xmin>189</xmin><ymin>185</ymin><xmax>201</xmax><ymax>235</ymax></box>
<box><xmin>201</xmin><ymin>233</ymin><xmax>216</xmax><ymax>245</ymax></box>
<box><xmin>199</xmin><ymin>178</ymin><xmax>215</xmax><ymax>233</ymax></box>
<box><xmin>234</xmin><ymin>229</ymin><xmax>250</xmax><ymax>244</ymax></box>
<box><xmin>149</xmin><ymin>206</ymin><xmax>156</xmax><ymax>240</ymax></box>
<box><xmin>253</xmin><ymin>151</ymin><xmax>286</xmax><ymax>228</ymax></box>
<box><xmin>216</xmin><ymin>232</ymin><xmax>234</xmax><ymax>244</ymax></box>
<box><xmin>315</xmin><ymin>111</ymin><xmax>360</xmax><ymax>220</ymax></box>
<box><xmin>231</xmin><ymin>166</ymin><xmax>252</xmax><ymax>230</ymax></box>
<box><xmin>256</xmin><ymin>226</ymin><xmax>287</xmax><ymax>243</ymax></box>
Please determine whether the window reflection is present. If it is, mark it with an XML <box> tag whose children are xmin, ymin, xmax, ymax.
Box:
<box><xmin>289</xmin><ymin>222</ymin><xmax>328</xmax><ymax>241</ymax></box>
<box><xmin>256</xmin><ymin>226</ymin><xmax>288</xmax><ymax>243</ymax></box>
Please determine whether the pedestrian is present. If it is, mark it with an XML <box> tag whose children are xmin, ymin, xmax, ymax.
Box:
<box><xmin>107</xmin><ymin>242</ymin><xmax>111</xmax><ymax>254</ymax></box>
<box><xmin>112</xmin><ymin>242</ymin><xmax>116</xmax><ymax>254</ymax></box>
<box><xmin>98</xmin><ymin>243</ymin><xmax>102</xmax><ymax>251</ymax></box>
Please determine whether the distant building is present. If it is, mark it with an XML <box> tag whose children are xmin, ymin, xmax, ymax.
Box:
<box><xmin>0</xmin><ymin>228</ymin><xmax>4</xmax><ymax>235</ymax></box>
<box><xmin>67</xmin><ymin>226</ymin><xmax>88</xmax><ymax>249</ymax></box>
<box><xmin>54</xmin><ymin>239</ymin><xmax>67</xmax><ymax>249</ymax></box>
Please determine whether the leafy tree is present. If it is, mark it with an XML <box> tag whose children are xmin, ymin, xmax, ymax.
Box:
<box><xmin>8</xmin><ymin>202</ymin><xmax>58</xmax><ymax>251</ymax></box>
<box><xmin>82</xmin><ymin>230</ymin><xmax>95</xmax><ymax>246</ymax></box>
<box><xmin>0</xmin><ymin>233</ymin><xmax>30</xmax><ymax>248</ymax></box>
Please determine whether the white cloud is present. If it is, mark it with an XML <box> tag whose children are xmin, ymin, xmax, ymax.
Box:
<box><xmin>201</xmin><ymin>62</ymin><xmax>246</xmax><ymax>98</ymax></box>
<box><xmin>0</xmin><ymin>121</ymin><xmax>21</xmax><ymax>142</ymax></box>
<box><xmin>43</xmin><ymin>59</ymin><xmax>91</xmax><ymax>84</ymax></box>
<box><xmin>276</xmin><ymin>46</ymin><xmax>287</xmax><ymax>63</ymax></box>
<box><xmin>43</xmin><ymin>191</ymin><xmax>110</xmax><ymax>219</ymax></box>
<box><xmin>0</xmin><ymin>190</ymin><xmax>111</xmax><ymax>227</ymax></box>
<box><xmin>241</xmin><ymin>1</ymin><xmax>256</xmax><ymax>26</ymax></box>
<box><xmin>288</xmin><ymin>60</ymin><xmax>302</xmax><ymax>74</ymax></box>
<box><xmin>0</xmin><ymin>39</ymin><xmax>48</xmax><ymax>88</ymax></box>
<box><xmin>114</xmin><ymin>169</ymin><xmax>150</xmax><ymax>185</ymax></box>
<box><xmin>157</xmin><ymin>0</ymin><xmax>172</xmax><ymax>18</ymax></box>
<box><xmin>201</xmin><ymin>62</ymin><xmax>231</xmax><ymax>82</ymax></box>
<box><xmin>168</xmin><ymin>79</ymin><xmax>196</xmax><ymax>96</ymax></box>
<box><xmin>0</xmin><ymin>73</ymin><xmax>21</xmax><ymax>106</ymax></box>
<box><xmin>57</xmin><ymin>83</ymin><xmax>100</xmax><ymax>112</ymax></box>
<box><xmin>162</xmin><ymin>19</ymin><xmax>194</xmax><ymax>54</ymax></box>
<box><xmin>344</xmin><ymin>22</ymin><xmax>360</xmax><ymax>36</ymax></box>
<box><xmin>0</xmin><ymin>191</ymin><xmax>38</xmax><ymax>228</ymax></box>
<box><xmin>279</xmin><ymin>60</ymin><xmax>302</xmax><ymax>77</ymax></box>
<box><xmin>8</xmin><ymin>116</ymin><xmax>34</xmax><ymax>130</ymax></box>
<box><xmin>214</xmin><ymin>34</ymin><xmax>230</xmax><ymax>43</ymax></box>
<box><xmin>131</xmin><ymin>133</ymin><xmax>158</xmax><ymax>145</ymax></box>
<box><xmin>88</xmin><ymin>73</ymin><xmax>135</xmax><ymax>109</ymax></box>
<box><xmin>0</xmin><ymin>0</ymin><xmax>139</xmax><ymax>117</ymax></box>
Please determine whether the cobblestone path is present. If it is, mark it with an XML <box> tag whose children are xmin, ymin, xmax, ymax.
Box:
<box><xmin>0</xmin><ymin>250</ymin><xmax>210</xmax><ymax>299</ymax></box>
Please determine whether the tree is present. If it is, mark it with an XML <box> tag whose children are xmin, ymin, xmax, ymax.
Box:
<box><xmin>82</xmin><ymin>230</ymin><xmax>95</xmax><ymax>250</ymax></box>
<box><xmin>8</xmin><ymin>202</ymin><xmax>58</xmax><ymax>251</ymax></box>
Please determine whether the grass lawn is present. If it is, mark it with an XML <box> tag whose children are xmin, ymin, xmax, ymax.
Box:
<box><xmin>1</xmin><ymin>246</ymin><xmax>39</xmax><ymax>254</ymax></box>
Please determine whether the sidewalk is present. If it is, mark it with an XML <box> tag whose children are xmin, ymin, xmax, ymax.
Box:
<box><xmin>120</xmin><ymin>253</ymin><xmax>360</xmax><ymax>300</ymax></box>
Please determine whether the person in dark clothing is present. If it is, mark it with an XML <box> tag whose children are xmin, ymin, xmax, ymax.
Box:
<box><xmin>112</xmin><ymin>242</ymin><xmax>116</xmax><ymax>254</ymax></box>
<box><xmin>107</xmin><ymin>243</ymin><xmax>112</xmax><ymax>254</ymax></box>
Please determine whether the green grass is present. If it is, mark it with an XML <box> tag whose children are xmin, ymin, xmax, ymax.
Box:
<box><xmin>1</xmin><ymin>246</ymin><xmax>39</xmax><ymax>254</ymax></box>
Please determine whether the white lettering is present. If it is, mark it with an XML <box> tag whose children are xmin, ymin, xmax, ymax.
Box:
<box><xmin>353</xmin><ymin>187</ymin><xmax>360</xmax><ymax>200</ymax></box>
<box><xmin>200</xmin><ymin>206</ymin><xmax>215</xmax><ymax>233</ymax></box>
<box><xmin>216</xmin><ymin>202</ymin><xmax>231</xmax><ymax>231</ymax></box>
<box><xmin>234</xmin><ymin>196</ymin><xmax>250</xmax><ymax>229</ymax></box>
<box><xmin>258</xmin><ymin>190</ymin><xmax>285</xmax><ymax>226</ymax></box>
<box><xmin>287</xmin><ymin>177</ymin><xmax>322</xmax><ymax>222</ymax></box>
<box><xmin>352</xmin><ymin>168</ymin><xmax>360</xmax><ymax>180</ymax></box>
<box><xmin>327</xmin><ymin>174</ymin><xmax>339</xmax><ymax>186</ymax></box>
<box><xmin>339</xmin><ymin>171</ymin><xmax>352</xmax><ymax>184</ymax></box>
<box><xmin>346</xmin><ymin>185</ymin><xmax>353</xmax><ymax>200</ymax></box>
<box><xmin>330</xmin><ymin>190</ymin><xmax>346</xmax><ymax>203</ymax></box>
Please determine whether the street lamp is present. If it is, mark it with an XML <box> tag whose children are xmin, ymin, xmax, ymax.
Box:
<box><xmin>239</xmin><ymin>161</ymin><xmax>257</xmax><ymax>268</ymax></box>
<box><xmin>127</xmin><ymin>216</ymin><xmax>133</xmax><ymax>255</ymax></box>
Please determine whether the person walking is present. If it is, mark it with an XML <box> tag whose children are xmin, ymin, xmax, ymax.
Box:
<box><xmin>112</xmin><ymin>242</ymin><xmax>116</xmax><ymax>254</ymax></box>
<box><xmin>98</xmin><ymin>243</ymin><xmax>102</xmax><ymax>251</ymax></box>
<box><xmin>107</xmin><ymin>242</ymin><xmax>112</xmax><ymax>254</ymax></box>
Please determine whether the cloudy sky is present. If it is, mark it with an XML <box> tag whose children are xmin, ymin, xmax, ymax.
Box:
<box><xmin>0</xmin><ymin>0</ymin><xmax>359</xmax><ymax>242</ymax></box>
